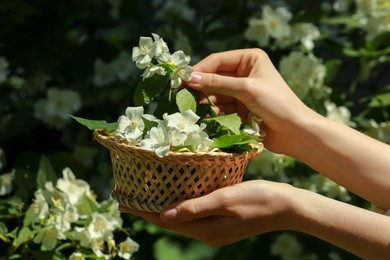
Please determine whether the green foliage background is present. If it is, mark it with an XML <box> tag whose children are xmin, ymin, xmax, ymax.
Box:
<box><xmin>0</xmin><ymin>0</ymin><xmax>389</xmax><ymax>259</ymax></box>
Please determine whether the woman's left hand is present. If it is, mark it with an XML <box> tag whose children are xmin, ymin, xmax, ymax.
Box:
<box><xmin>119</xmin><ymin>180</ymin><xmax>297</xmax><ymax>247</ymax></box>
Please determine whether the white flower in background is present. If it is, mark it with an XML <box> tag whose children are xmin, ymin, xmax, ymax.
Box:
<box><xmin>309</xmin><ymin>174</ymin><xmax>351</xmax><ymax>202</ymax></box>
<box><xmin>140</xmin><ymin>125</ymin><xmax>171</xmax><ymax>157</ymax></box>
<box><xmin>24</xmin><ymin>167</ymin><xmax>138</xmax><ymax>258</ymax></box>
<box><xmin>354</xmin><ymin>0</ymin><xmax>390</xmax><ymax>39</ymax></box>
<box><xmin>55</xmin><ymin>204</ymin><xmax>79</xmax><ymax>233</ymax></box>
<box><xmin>73</xmin><ymin>227</ymin><xmax>91</xmax><ymax>247</ymax></box>
<box><xmin>0</xmin><ymin>170</ymin><xmax>15</xmax><ymax>196</ymax></box>
<box><xmin>333</xmin><ymin>0</ymin><xmax>352</xmax><ymax>12</ymax></box>
<box><xmin>87</xmin><ymin>212</ymin><xmax>118</xmax><ymax>240</ymax></box>
<box><xmin>111</xmin><ymin>51</ymin><xmax>136</xmax><ymax>81</ymax></box>
<box><xmin>245</xmin><ymin>5</ymin><xmax>320</xmax><ymax>50</ymax></box>
<box><xmin>56</xmin><ymin>167</ymin><xmax>93</xmax><ymax>205</ymax></box>
<box><xmin>0</xmin><ymin>56</ymin><xmax>9</xmax><ymax>84</ymax></box>
<box><xmin>115</xmin><ymin>106</ymin><xmax>147</xmax><ymax>144</ymax></box>
<box><xmin>93</xmin><ymin>58</ymin><xmax>116</xmax><ymax>87</ymax></box>
<box><xmin>91</xmin><ymin>238</ymin><xmax>110</xmax><ymax>259</ymax></box>
<box><xmin>69</xmin><ymin>252</ymin><xmax>85</xmax><ymax>260</ymax></box>
<box><xmin>246</xmin><ymin>150</ymin><xmax>290</xmax><ymax>181</ymax></box>
<box><xmin>244</xmin><ymin>18</ymin><xmax>271</xmax><ymax>46</ymax></box>
<box><xmin>279</xmin><ymin>23</ymin><xmax>320</xmax><ymax>50</ymax></box>
<box><xmin>355</xmin><ymin>0</ymin><xmax>378</xmax><ymax>14</ymax></box>
<box><xmin>8</xmin><ymin>75</ymin><xmax>25</xmax><ymax>90</ymax></box>
<box><xmin>325</xmin><ymin>102</ymin><xmax>356</xmax><ymax>127</ymax></box>
<box><xmin>93</xmin><ymin>51</ymin><xmax>137</xmax><ymax>86</ymax></box>
<box><xmin>245</xmin><ymin>5</ymin><xmax>292</xmax><ymax>48</ymax></box>
<box><xmin>34</xmin><ymin>88</ymin><xmax>82</xmax><ymax>129</ymax></box>
<box><xmin>365</xmin><ymin>120</ymin><xmax>390</xmax><ymax>144</ymax></box>
<box><xmin>279</xmin><ymin>51</ymin><xmax>326</xmax><ymax>100</ymax></box>
<box><xmin>271</xmin><ymin>232</ymin><xmax>303</xmax><ymax>260</ymax></box>
<box><xmin>118</xmin><ymin>237</ymin><xmax>140</xmax><ymax>260</ymax></box>
<box><xmin>262</xmin><ymin>5</ymin><xmax>292</xmax><ymax>39</ymax></box>
<box><xmin>44</xmin><ymin>181</ymin><xmax>69</xmax><ymax>211</ymax></box>
<box><xmin>34</xmin><ymin>224</ymin><xmax>64</xmax><ymax>250</ymax></box>
<box><xmin>30</xmin><ymin>189</ymin><xmax>50</xmax><ymax>220</ymax></box>
<box><xmin>366</xmin><ymin>7</ymin><xmax>390</xmax><ymax>39</ymax></box>
<box><xmin>132</xmin><ymin>36</ymin><xmax>156</xmax><ymax>69</ymax></box>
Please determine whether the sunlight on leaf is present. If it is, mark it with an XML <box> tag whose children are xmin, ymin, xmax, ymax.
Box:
<box><xmin>205</xmin><ymin>114</ymin><xmax>241</xmax><ymax>135</ymax></box>
<box><xmin>176</xmin><ymin>88</ymin><xmax>198</xmax><ymax>114</ymax></box>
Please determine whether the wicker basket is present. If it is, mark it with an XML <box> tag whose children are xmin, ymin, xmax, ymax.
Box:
<box><xmin>94</xmin><ymin>129</ymin><xmax>263</xmax><ymax>213</ymax></box>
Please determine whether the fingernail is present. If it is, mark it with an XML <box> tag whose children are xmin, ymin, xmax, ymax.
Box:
<box><xmin>163</xmin><ymin>208</ymin><xmax>177</xmax><ymax>219</ymax></box>
<box><xmin>189</xmin><ymin>72</ymin><xmax>202</xmax><ymax>84</ymax></box>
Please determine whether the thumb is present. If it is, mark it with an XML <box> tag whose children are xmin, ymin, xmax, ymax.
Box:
<box><xmin>160</xmin><ymin>193</ymin><xmax>224</xmax><ymax>223</ymax></box>
<box><xmin>186</xmin><ymin>71</ymin><xmax>251</xmax><ymax>98</ymax></box>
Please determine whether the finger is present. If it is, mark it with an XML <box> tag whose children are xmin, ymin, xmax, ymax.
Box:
<box><xmin>192</xmin><ymin>49</ymin><xmax>255</xmax><ymax>74</ymax></box>
<box><xmin>160</xmin><ymin>190</ymin><xmax>231</xmax><ymax>223</ymax></box>
<box><xmin>119</xmin><ymin>204</ymin><xmax>224</xmax><ymax>241</ymax></box>
<box><xmin>199</xmin><ymin>94</ymin><xmax>236</xmax><ymax>104</ymax></box>
<box><xmin>186</xmin><ymin>72</ymin><xmax>252</xmax><ymax>101</ymax></box>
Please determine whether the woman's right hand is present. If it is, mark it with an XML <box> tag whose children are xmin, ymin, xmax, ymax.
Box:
<box><xmin>185</xmin><ymin>48</ymin><xmax>315</xmax><ymax>155</ymax></box>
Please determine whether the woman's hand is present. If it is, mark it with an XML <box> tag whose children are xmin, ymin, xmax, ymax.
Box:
<box><xmin>185</xmin><ymin>48</ymin><xmax>314</xmax><ymax>155</ymax></box>
<box><xmin>119</xmin><ymin>180</ymin><xmax>297</xmax><ymax>247</ymax></box>
<box><xmin>120</xmin><ymin>180</ymin><xmax>390</xmax><ymax>258</ymax></box>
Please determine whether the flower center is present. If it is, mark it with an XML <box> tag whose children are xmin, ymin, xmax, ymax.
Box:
<box><xmin>140</xmin><ymin>45</ymin><xmax>149</xmax><ymax>55</ymax></box>
<box><xmin>177</xmin><ymin>68</ymin><xmax>185</xmax><ymax>78</ymax></box>
<box><xmin>130</xmin><ymin>119</ymin><xmax>138</xmax><ymax>129</ymax></box>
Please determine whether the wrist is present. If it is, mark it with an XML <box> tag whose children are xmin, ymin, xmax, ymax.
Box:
<box><xmin>286</xmin><ymin>110</ymin><xmax>330</xmax><ymax>161</ymax></box>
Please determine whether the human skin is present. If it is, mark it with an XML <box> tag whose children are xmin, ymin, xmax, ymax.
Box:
<box><xmin>120</xmin><ymin>49</ymin><xmax>390</xmax><ymax>259</ymax></box>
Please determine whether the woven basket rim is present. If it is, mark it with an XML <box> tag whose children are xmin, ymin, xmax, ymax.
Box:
<box><xmin>93</xmin><ymin>128</ymin><xmax>263</xmax><ymax>160</ymax></box>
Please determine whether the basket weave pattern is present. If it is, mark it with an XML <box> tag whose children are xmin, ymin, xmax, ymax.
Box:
<box><xmin>94</xmin><ymin>130</ymin><xmax>263</xmax><ymax>213</ymax></box>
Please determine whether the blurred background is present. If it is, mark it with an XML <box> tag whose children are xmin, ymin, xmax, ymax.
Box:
<box><xmin>0</xmin><ymin>0</ymin><xmax>389</xmax><ymax>259</ymax></box>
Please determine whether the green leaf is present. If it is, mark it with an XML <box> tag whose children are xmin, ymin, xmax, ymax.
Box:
<box><xmin>37</xmin><ymin>155</ymin><xmax>57</xmax><ymax>190</ymax></box>
<box><xmin>23</xmin><ymin>206</ymin><xmax>38</xmax><ymax>227</ymax></box>
<box><xmin>369</xmin><ymin>91</ymin><xmax>390</xmax><ymax>108</ymax></box>
<box><xmin>153</xmin><ymin>94</ymin><xmax>179</xmax><ymax>119</ymax></box>
<box><xmin>324</xmin><ymin>59</ymin><xmax>341</xmax><ymax>84</ymax></box>
<box><xmin>0</xmin><ymin>221</ymin><xmax>8</xmax><ymax>235</ymax></box>
<box><xmin>213</xmin><ymin>132</ymin><xmax>259</xmax><ymax>153</ymax></box>
<box><xmin>204</xmin><ymin>114</ymin><xmax>241</xmax><ymax>135</ymax></box>
<box><xmin>133</xmin><ymin>74</ymin><xmax>170</xmax><ymax>106</ymax></box>
<box><xmin>213</xmin><ymin>133</ymin><xmax>255</xmax><ymax>149</ymax></box>
<box><xmin>14</xmin><ymin>227</ymin><xmax>32</xmax><ymax>248</ymax></box>
<box><xmin>81</xmin><ymin>193</ymin><xmax>99</xmax><ymax>214</ymax></box>
<box><xmin>141</xmin><ymin>116</ymin><xmax>158</xmax><ymax>137</ymax></box>
<box><xmin>176</xmin><ymin>88</ymin><xmax>198</xmax><ymax>114</ymax></box>
<box><xmin>70</xmin><ymin>115</ymin><xmax>117</xmax><ymax>131</ymax></box>
<box><xmin>366</xmin><ymin>32</ymin><xmax>390</xmax><ymax>51</ymax></box>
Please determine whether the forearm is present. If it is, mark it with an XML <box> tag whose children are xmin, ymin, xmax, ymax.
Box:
<box><xmin>291</xmin><ymin>188</ymin><xmax>390</xmax><ymax>259</ymax></box>
<box><xmin>289</xmin><ymin>110</ymin><xmax>390</xmax><ymax>208</ymax></box>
